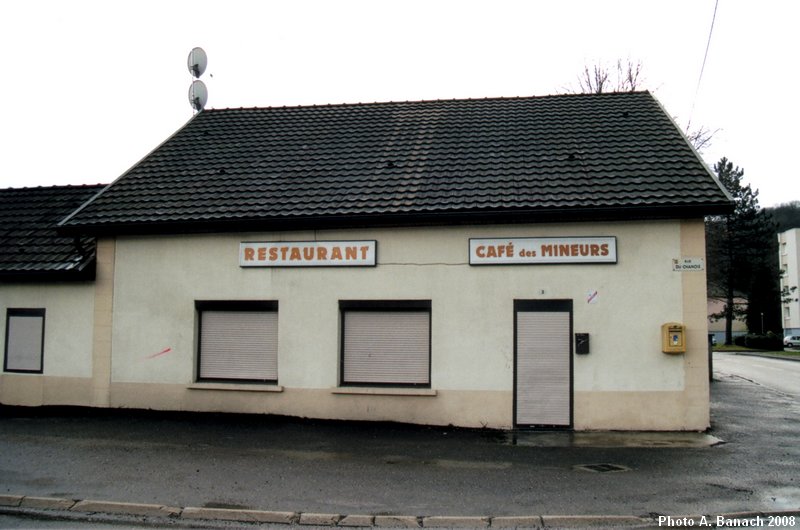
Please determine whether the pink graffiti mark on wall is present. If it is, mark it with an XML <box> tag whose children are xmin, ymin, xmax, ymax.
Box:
<box><xmin>145</xmin><ymin>347</ymin><xmax>172</xmax><ymax>360</ymax></box>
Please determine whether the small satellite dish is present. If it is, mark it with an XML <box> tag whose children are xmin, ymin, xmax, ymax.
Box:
<box><xmin>187</xmin><ymin>47</ymin><xmax>207</xmax><ymax>78</ymax></box>
<box><xmin>189</xmin><ymin>80</ymin><xmax>208</xmax><ymax>111</ymax></box>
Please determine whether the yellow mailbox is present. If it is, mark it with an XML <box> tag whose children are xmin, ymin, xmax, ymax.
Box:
<box><xmin>661</xmin><ymin>322</ymin><xmax>686</xmax><ymax>354</ymax></box>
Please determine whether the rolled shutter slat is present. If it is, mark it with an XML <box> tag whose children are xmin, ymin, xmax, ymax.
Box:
<box><xmin>199</xmin><ymin>311</ymin><xmax>278</xmax><ymax>381</ymax></box>
<box><xmin>6</xmin><ymin>315</ymin><xmax>44</xmax><ymax>372</ymax></box>
<box><xmin>343</xmin><ymin>311</ymin><xmax>429</xmax><ymax>384</ymax></box>
<box><xmin>516</xmin><ymin>311</ymin><xmax>570</xmax><ymax>426</ymax></box>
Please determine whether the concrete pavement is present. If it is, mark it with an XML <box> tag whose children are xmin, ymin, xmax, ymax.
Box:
<box><xmin>1</xmin><ymin>359</ymin><xmax>799</xmax><ymax>528</ymax></box>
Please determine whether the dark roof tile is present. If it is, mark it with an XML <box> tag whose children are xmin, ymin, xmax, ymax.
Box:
<box><xmin>0</xmin><ymin>184</ymin><xmax>106</xmax><ymax>280</ymax></box>
<box><xmin>60</xmin><ymin>92</ymin><xmax>731</xmax><ymax>234</ymax></box>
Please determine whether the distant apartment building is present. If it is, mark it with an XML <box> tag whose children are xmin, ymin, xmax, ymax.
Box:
<box><xmin>779</xmin><ymin>228</ymin><xmax>800</xmax><ymax>335</ymax></box>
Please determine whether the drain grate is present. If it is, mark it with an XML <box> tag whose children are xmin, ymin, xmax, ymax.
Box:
<box><xmin>574</xmin><ymin>463</ymin><xmax>631</xmax><ymax>473</ymax></box>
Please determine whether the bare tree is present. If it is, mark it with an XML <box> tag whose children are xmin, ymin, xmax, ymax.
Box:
<box><xmin>685</xmin><ymin>124</ymin><xmax>718</xmax><ymax>154</ymax></box>
<box><xmin>570</xmin><ymin>59</ymin><xmax>645</xmax><ymax>94</ymax></box>
<box><xmin>616</xmin><ymin>58</ymin><xmax>644</xmax><ymax>92</ymax></box>
<box><xmin>566</xmin><ymin>59</ymin><xmax>716</xmax><ymax>152</ymax></box>
<box><xmin>576</xmin><ymin>64</ymin><xmax>610</xmax><ymax>94</ymax></box>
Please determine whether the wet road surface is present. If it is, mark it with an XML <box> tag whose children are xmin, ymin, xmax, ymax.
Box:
<box><xmin>0</xmin><ymin>367</ymin><xmax>798</xmax><ymax>519</ymax></box>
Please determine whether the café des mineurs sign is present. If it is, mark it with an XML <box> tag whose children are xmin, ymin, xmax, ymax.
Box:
<box><xmin>469</xmin><ymin>237</ymin><xmax>617</xmax><ymax>265</ymax></box>
<box><xmin>240</xmin><ymin>237</ymin><xmax>617</xmax><ymax>267</ymax></box>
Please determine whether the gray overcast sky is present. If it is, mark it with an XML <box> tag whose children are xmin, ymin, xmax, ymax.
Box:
<box><xmin>0</xmin><ymin>0</ymin><xmax>797</xmax><ymax>206</ymax></box>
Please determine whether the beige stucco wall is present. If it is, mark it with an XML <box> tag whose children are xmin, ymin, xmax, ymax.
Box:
<box><xmin>573</xmin><ymin>220</ymin><xmax>710</xmax><ymax>430</ymax></box>
<box><xmin>97</xmin><ymin>219</ymin><xmax>709</xmax><ymax>430</ymax></box>
<box><xmin>0</xmin><ymin>281</ymin><xmax>95</xmax><ymax>406</ymax></box>
<box><xmin>1</xmin><ymin>219</ymin><xmax>709</xmax><ymax>429</ymax></box>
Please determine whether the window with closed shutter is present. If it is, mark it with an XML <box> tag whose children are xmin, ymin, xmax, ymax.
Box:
<box><xmin>341</xmin><ymin>302</ymin><xmax>431</xmax><ymax>386</ymax></box>
<box><xmin>4</xmin><ymin>309</ymin><xmax>45</xmax><ymax>374</ymax></box>
<box><xmin>196</xmin><ymin>302</ymin><xmax>278</xmax><ymax>382</ymax></box>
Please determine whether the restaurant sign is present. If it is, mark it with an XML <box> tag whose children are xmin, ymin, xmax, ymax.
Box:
<box><xmin>469</xmin><ymin>237</ymin><xmax>617</xmax><ymax>265</ymax></box>
<box><xmin>240</xmin><ymin>241</ymin><xmax>377</xmax><ymax>267</ymax></box>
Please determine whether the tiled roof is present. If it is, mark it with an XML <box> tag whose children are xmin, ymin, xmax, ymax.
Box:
<box><xmin>60</xmin><ymin>91</ymin><xmax>732</xmax><ymax>235</ymax></box>
<box><xmin>0</xmin><ymin>184</ymin><xmax>106</xmax><ymax>280</ymax></box>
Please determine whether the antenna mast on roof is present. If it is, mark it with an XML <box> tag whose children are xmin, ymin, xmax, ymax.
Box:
<box><xmin>187</xmin><ymin>47</ymin><xmax>208</xmax><ymax>113</ymax></box>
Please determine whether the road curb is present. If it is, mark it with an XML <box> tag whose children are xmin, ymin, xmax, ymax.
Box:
<box><xmin>1</xmin><ymin>495</ymin><xmax>798</xmax><ymax>528</ymax></box>
<box><xmin>490</xmin><ymin>515</ymin><xmax>543</xmax><ymax>527</ymax></box>
<box><xmin>374</xmin><ymin>515</ymin><xmax>422</xmax><ymax>527</ymax></box>
<box><xmin>20</xmin><ymin>496</ymin><xmax>76</xmax><ymax>510</ymax></box>
<box><xmin>723</xmin><ymin>351</ymin><xmax>800</xmax><ymax>363</ymax></box>
<box><xmin>541</xmin><ymin>515</ymin><xmax>651</xmax><ymax>527</ymax></box>
<box><xmin>339</xmin><ymin>514</ymin><xmax>376</xmax><ymax>527</ymax></box>
<box><xmin>71</xmin><ymin>499</ymin><xmax>181</xmax><ymax>517</ymax></box>
<box><xmin>0</xmin><ymin>495</ymin><xmax>22</xmax><ymax>507</ymax></box>
<box><xmin>182</xmin><ymin>506</ymin><xmax>297</xmax><ymax>524</ymax></box>
<box><xmin>300</xmin><ymin>512</ymin><xmax>344</xmax><ymax>526</ymax></box>
<box><xmin>422</xmin><ymin>515</ymin><xmax>491</xmax><ymax>527</ymax></box>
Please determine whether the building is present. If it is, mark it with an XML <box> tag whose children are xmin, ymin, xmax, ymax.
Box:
<box><xmin>0</xmin><ymin>185</ymin><xmax>105</xmax><ymax>402</ymax></box>
<box><xmin>706</xmin><ymin>297</ymin><xmax>748</xmax><ymax>344</ymax></box>
<box><xmin>779</xmin><ymin>228</ymin><xmax>800</xmax><ymax>335</ymax></box>
<box><xmin>2</xmin><ymin>92</ymin><xmax>732</xmax><ymax>430</ymax></box>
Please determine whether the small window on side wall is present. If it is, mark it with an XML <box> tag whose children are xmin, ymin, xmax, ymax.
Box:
<box><xmin>196</xmin><ymin>301</ymin><xmax>278</xmax><ymax>383</ymax></box>
<box><xmin>340</xmin><ymin>300</ymin><xmax>431</xmax><ymax>387</ymax></box>
<box><xmin>4</xmin><ymin>308</ymin><xmax>45</xmax><ymax>374</ymax></box>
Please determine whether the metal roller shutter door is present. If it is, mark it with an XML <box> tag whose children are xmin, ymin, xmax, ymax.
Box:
<box><xmin>516</xmin><ymin>311</ymin><xmax>571</xmax><ymax>426</ymax></box>
<box><xmin>199</xmin><ymin>311</ymin><xmax>278</xmax><ymax>381</ymax></box>
<box><xmin>343</xmin><ymin>311</ymin><xmax>430</xmax><ymax>384</ymax></box>
<box><xmin>5</xmin><ymin>313</ymin><xmax>44</xmax><ymax>372</ymax></box>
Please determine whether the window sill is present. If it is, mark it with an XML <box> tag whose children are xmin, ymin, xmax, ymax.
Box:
<box><xmin>332</xmin><ymin>387</ymin><xmax>437</xmax><ymax>397</ymax></box>
<box><xmin>188</xmin><ymin>383</ymin><xmax>284</xmax><ymax>393</ymax></box>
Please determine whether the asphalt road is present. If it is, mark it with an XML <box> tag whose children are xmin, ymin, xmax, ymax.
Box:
<box><xmin>713</xmin><ymin>352</ymin><xmax>800</xmax><ymax>397</ymax></box>
<box><xmin>0</xmin><ymin>364</ymin><xmax>798</xmax><ymax>521</ymax></box>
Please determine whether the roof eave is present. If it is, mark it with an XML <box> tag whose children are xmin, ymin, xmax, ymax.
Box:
<box><xmin>57</xmin><ymin>203</ymin><xmax>735</xmax><ymax>237</ymax></box>
<box><xmin>0</xmin><ymin>259</ymin><xmax>96</xmax><ymax>283</ymax></box>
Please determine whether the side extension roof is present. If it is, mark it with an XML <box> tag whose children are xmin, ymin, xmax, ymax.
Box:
<box><xmin>1</xmin><ymin>184</ymin><xmax>106</xmax><ymax>281</ymax></box>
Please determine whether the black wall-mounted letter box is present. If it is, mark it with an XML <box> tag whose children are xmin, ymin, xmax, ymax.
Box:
<box><xmin>575</xmin><ymin>333</ymin><xmax>590</xmax><ymax>355</ymax></box>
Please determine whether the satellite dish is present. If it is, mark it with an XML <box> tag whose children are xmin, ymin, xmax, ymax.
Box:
<box><xmin>189</xmin><ymin>80</ymin><xmax>208</xmax><ymax>111</ymax></box>
<box><xmin>187</xmin><ymin>47</ymin><xmax>207</xmax><ymax>78</ymax></box>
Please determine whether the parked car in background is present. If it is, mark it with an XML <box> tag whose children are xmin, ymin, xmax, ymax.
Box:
<box><xmin>784</xmin><ymin>335</ymin><xmax>800</xmax><ymax>348</ymax></box>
